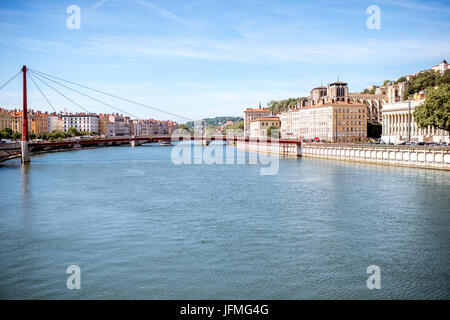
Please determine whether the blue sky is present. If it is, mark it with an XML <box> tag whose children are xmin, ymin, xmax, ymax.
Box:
<box><xmin>1</xmin><ymin>0</ymin><xmax>450</xmax><ymax>122</ymax></box>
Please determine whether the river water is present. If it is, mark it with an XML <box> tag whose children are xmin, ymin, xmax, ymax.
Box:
<box><xmin>0</xmin><ymin>144</ymin><xmax>449</xmax><ymax>299</ymax></box>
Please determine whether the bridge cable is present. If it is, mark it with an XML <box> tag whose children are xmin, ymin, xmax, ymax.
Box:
<box><xmin>28</xmin><ymin>73</ymin><xmax>57</xmax><ymax>113</ymax></box>
<box><xmin>29</xmin><ymin>68</ymin><xmax>192</xmax><ymax>121</ymax></box>
<box><xmin>30</xmin><ymin>71</ymin><xmax>142</xmax><ymax>120</ymax></box>
<box><xmin>0</xmin><ymin>70</ymin><xmax>22</xmax><ymax>91</ymax></box>
<box><xmin>30</xmin><ymin>72</ymin><xmax>91</xmax><ymax>114</ymax></box>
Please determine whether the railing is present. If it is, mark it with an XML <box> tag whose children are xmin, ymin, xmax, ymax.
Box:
<box><xmin>301</xmin><ymin>143</ymin><xmax>450</xmax><ymax>169</ymax></box>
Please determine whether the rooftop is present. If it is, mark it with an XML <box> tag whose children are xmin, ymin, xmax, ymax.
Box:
<box><xmin>244</xmin><ymin>108</ymin><xmax>270</xmax><ymax>113</ymax></box>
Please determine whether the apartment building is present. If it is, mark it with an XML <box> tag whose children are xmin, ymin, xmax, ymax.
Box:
<box><xmin>249</xmin><ymin>117</ymin><xmax>280</xmax><ymax>138</ymax></box>
<box><xmin>280</xmin><ymin>101</ymin><xmax>367</xmax><ymax>142</ymax></box>
<box><xmin>244</xmin><ymin>108</ymin><xmax>272</xmax><ymax>136</ymax></box>
<box><xmin>62</xmin><ymin>114</ymin><xmax>99</xmax><ymax>133</ymax></box>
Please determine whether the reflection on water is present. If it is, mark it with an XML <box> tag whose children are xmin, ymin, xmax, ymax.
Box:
<box><xmin>0</xmin><ymin>146</ymin><xmax>449</xmax><ymax>299</ymax></box>
<box><xmin>20</xmin><ymin>163</ymin><xmax>31</xmax><ymax>232</ymax></box>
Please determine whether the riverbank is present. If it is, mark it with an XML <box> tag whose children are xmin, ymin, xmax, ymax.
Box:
<box><xmin>235</xmin><ymin>140</ymin><xmax>450</xmax><ymax>171</ymax></box>
<box><xmin>0</xmin><ymin>140</ymin><xmax>133</xmax><ymax>163</ymax></box>
<box><xmin>301</xmin><ymin>143</ymin><xmax>450</xmax><ymax>171</ymax></box>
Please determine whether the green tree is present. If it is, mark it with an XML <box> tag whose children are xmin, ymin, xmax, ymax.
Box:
<box><xmin>362</xmin><ymin>88</ymin><xmax>375</xmax><ymax>94</ymax></box>
<box><xmin>267</xmin><ymin>97</ymin><xmax>307</xmax><ymax>114</ymax></box>
<box><xmin>406</xmin><ymin>70</ymin><xmax>438</xmax><ymax>98</ymax></box>
<box><xmin>367</xmin><ymin>122</ymin><xmax>382</xmax><ymax>139</ymax></box>
<box><xmin>178</xmin><ymin>124</ymin><xmax>192</xmax><ymax>134</ymax></box>
<box><xmin>12</xmin><ymin>131</ymin><xmax>21</xmax><ymax>140</ymax></box>
<box><xmin>267</xmin><ymin>126</ymin><xmax>280</xmax><ymax>138</ymax></box>
<box><xmin>414</xmin><ymin>83</ymin><xmax>450</xmax><ymax>132</ymax></box>
<box><xmin>224</xmin><ymin>120</ymin><xmax>244</xmax><ymax>134</ymax></box>
<box><xmin>395</xmin><ymin>76</ymin><xmax>407</xmax><ymax>84</ymax></box>
<box><xmin>437</xmin><ymin>69</ymin><xmax>450</xmax><ymax>86</ymax></box>
<box><xmin>67</xmin><ymin>127</ymin><xmax>80</xmax><ymax>137</ymax></box>
<box><xmin>0</xmin><ymin>128</ymin><xmax>14</xmax><ymax>139</ymax></box>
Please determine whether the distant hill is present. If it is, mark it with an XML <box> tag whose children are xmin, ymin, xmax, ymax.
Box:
<box><xmin>185</xmin><ymin>116</ymin><xmax>243</xmax><ymax>128</ymax></box>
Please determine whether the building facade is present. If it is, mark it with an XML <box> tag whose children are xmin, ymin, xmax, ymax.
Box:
<box><xmin>62</xmin><ymin>114</ymin><xmax>99</xmax><ymax>133</ymax></box>
<box><xmin>31</xmin><ymin>112</ymin><xmax>49</xmax><ymax>134</ymax></box>
<box><xmin>0</xmin><ymin>109</ymin><xmax>12</xmax><ymax>131</ymax></box>
<box><xmin>249</xmin><ymin>117</ymin><xmax>280</xmax><ymax>138</ymax></box>
<box><xmin>431</xmin><ymin>59</ymin><xmax>450</xmax><ymax>74</ymax></box>
<box><xmin>386</xmin><ymin>81</ymin><xmax>409</xmax><ymax>104</ymax></box>
<box><xmin>310</xmin><ymin>81</ymin><xmax>349</xmax><ymax>105</ymax></box>
<box><xmin>48</xmin><ymin>115</ymin><xmax>63</xmax><ymax>132</ymax></box>
<box><xmin>244</xmin><ymin>108</ymin><xmax>272</xmax><ymax>136</ymax></box>
<box><xmin>280</xmin><ymin>102</ymin><xmax>367</xmax><ymax>142</ymax></box>
<box><xmin>381</xmin><ymin>99</ymin><xmax>449</xmax><ymax>144</ymax></box>
<box><xmin>9</xmin><ymin>112</ymin><xmax>32</xmax><ymax>134</ymax></box>
<box><xmin>132</xmin><ymin>119</ymin><xmax>178</xmax><ymax>136</ymax></box>
<box><xmin>107</xmin><ymin>115</ymin><xmax>131</xmax><ymax>136</ymax></box>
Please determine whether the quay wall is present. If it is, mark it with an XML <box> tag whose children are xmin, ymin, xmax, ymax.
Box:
<box><xmin>237</xmin><ymin>140</ymin><xmax>301</xmax><ymax>156</ymax></box>
<box><xmin>301</xmin><ymin>143</ymin><xmax>450</xmax><ymax>170</ymax></box>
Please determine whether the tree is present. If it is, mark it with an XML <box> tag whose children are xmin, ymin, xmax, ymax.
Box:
<box><xmin>362</xmin><ymin>88</ymin><xmax>375</xmax><ymax>94</ymax></box>
<box><xmin>438</xmin><ymin>69</ymin><xmax>450</xmax><ymax>86</ymax></box>
<box><xmin>267</xmin><ymin>97</ymin><xmax>307</xmax><ymax>114</ymax></box>
<box><xmin>12</xmin><ymin>131</ymin><xmax>21</xmax><ymax>140</ymax></box>
<box><xmin>0</xmin><ymin>128</ymin><xmax>14</xmax><ymax>139</ymax></box>
<box><xmin>395</xmin><ymin>76</ymin><xmax>407</xmax><ymax>84</ymax></box>
<box><xmin>414</xmin><ymin>83</ymin><xmax>450</xmax><ymax>132</ymax></box>
<box><xmin>406</xmin><ymin>70</ymin><xmax>438</xmax><ymax>98</ymax></box>
<box><xmin>367</xmin><ymin>122</ymin><xmax>382</xmax><ymax>139</ymax></box>
<box><xmin>177</xmin><ymin>124</ymin><xmax>192</xmax><ymax>134</ymax></box>
<box><xmin>383</xmin><ymin>80</ymin><xmax>392</xmax><ymax>86</ymax></box>
<box><xmin>267</xmin><ymin>126</ymin><xmax>280</xmax><ymax>138</ymax></box>
<box><xmin>224</xmin><ymin>121</ymin><xmax>244</xmax><ymax>135</ymax></box>
<box><xmin>67</xmin><ymin>127</ymin><xmax>80</xmax><ymax>137</ymax></box>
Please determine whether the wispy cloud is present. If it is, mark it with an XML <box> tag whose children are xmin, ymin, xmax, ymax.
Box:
<box><xmin>133</xmin><ymin>0</ymin><xmax>211</xmax><ymax>30</ymax></box>
<box><xmin>387</xmin><ymin>0</ymin><xmax>450</xmax><ymax>12</ymax></box>
<box><xmin>91</xmin><ymin>0</ymin><xmax>109</xmax><ymax>10</ymax></box>
<box><xmin>68</xmin><ymin>33</ymin><xmax>450</xmax><ymax>66</ymax></box>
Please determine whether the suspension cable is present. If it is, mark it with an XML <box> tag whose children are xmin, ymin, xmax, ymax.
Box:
<box><xmin>31</xmin><ymin>72</ymin><xmax>91</xmax><ymax>113</ymax></box>
<box><xmin>28</xmin><ymin>73</ymin><xmax>57</xmax><ymax>113</ymax></box>
<box><xmin>0</xmin><ymin>70</ymin><xmax>22</xmax><ymax>91</ymax></box>
<box><xmin>29</xmin><ymin>68</ymin><xmax>192</xmax><ymax>121</ymax></box>
<box><xmin>30</xmin><ymin>71</ymin><xmax>141</xmax><ymax>119</ymax></box>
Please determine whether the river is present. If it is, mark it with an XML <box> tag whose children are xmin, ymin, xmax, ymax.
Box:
<box><xmin>0</xmin><ymin>144</ymin><xmax>449</xmax><ymax>299</ymax></box>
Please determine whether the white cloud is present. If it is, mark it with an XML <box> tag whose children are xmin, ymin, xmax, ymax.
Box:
<box><xmin>68</xmin><ymin>33</ymin><xmax>450</xmax><ymax>66</ymax></box>
<box><xmin>91</xmin><ymin>0</ymin><xmax>109</xmax><ymax>10</ymax></box>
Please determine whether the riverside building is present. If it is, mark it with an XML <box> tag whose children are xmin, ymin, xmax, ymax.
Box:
<box><xmin>62</xmin><ymin>114</ymin><xmax>99</xmax><ymax>133</ymax></box>
<box><xmin>381</xmin><ymin>99</ymin><xmax>449</xmax><ymax>144</ymax></box>
<box><xmin>244</xmin><ymin>108</ymin><xmax>272</xmax><ymax>136</ymax></box>
<box><xmin>280</xmin><ymin>101</ymin><xmax>367</xmax><ymax>142</ymax></box>
<box><xmin>249</xmin><ymin>117</ymin><xmax>280</xmax><ymax>138</ymax></box>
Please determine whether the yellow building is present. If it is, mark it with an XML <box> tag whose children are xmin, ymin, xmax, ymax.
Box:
<box><xmin>280</xmin><ymin>102</ymin><xmax>367</xmax><ymax>142</ymax></box>
<box><xmin>244</xmin><ymin>108</ymin><xmax>272</xmax><ymax>136</ymax></box>
<box><xmin>9</xmin><ymin>112</ymin><xmax>34</xmax><ymax>135</ymax></box>
<box><xmin>0</xmin><ymin>109</ymin><xmax>12</xmax><ymax>131</ymax></box>
<box><xmin>249</xmin><ymin>117</ymin><xmax>280</xmax><ymax>138</ymax></box>
<box><xmin>31</xmin><ymin>112</ymin><xmax>49</xmax><ymax>134</ymax></box>
<box><xmin>98</xmin><ymin>115</ymin><xmax>111</xmax><ymax>136</ymax></box>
